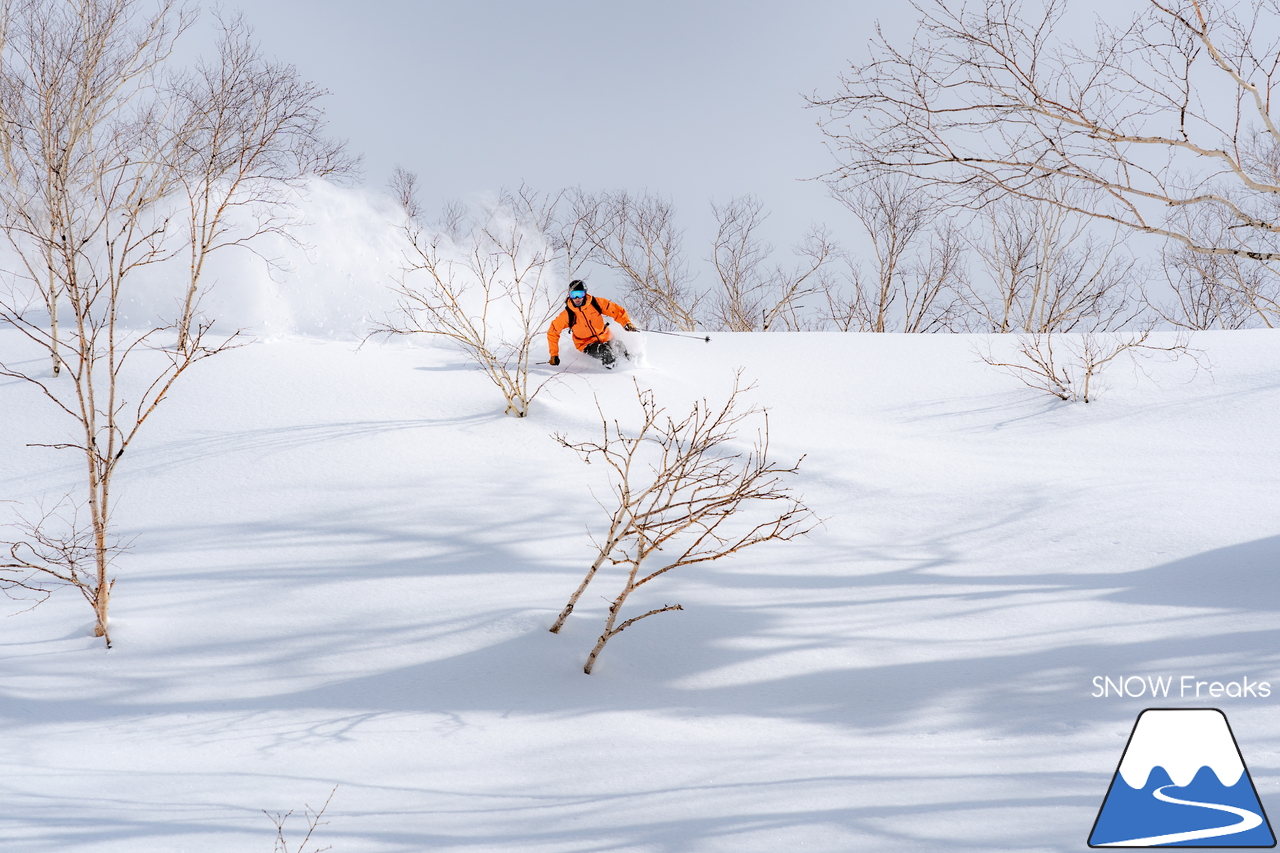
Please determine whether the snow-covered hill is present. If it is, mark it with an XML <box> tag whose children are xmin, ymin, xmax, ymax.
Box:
<box><xmin>3</xmin><ymin>260</ymin><xmax>1280</xmax><ymax>849</ymax></box>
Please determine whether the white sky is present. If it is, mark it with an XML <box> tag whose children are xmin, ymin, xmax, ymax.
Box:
<box><xmin>210</xmin><ymin>0</ymin><xmax>1142</xmax><ymax>280</ymax></box>
<box><xmin>223</xmin><ymin>1</ymin><xmax>906</xmax><ymax>256</ymax></box>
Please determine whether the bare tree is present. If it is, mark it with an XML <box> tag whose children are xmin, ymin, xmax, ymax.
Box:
<box><xmin>546</xmin><ymin>187</ymin><xmax>599</xmax><ymax>286</ymax></box>
<box><xmin>825</xmin><ymin>174</ymin><xmax>965</xmax><ymax>332</ymax></box>
<box><xmin>573</xmin><ymin>189</ymin><xmax>702</xmax><ymax>331</ymax></box>
<box><xmin>0</xmin><ymin>0</ymin><xmax>193</xmax><ymax>376</ymax></box>
<box><xmin>0</xmin><ymin>0</ymin><xmax>255</xmax><ymax>645</ymax></box>
<box><xmin>706</xmin><ymin>195</ymin><xmax>837</xmax><ymax>331</ymax></box>
<box><xmin>549</xmin><ymin>374</ymin><xmax>816</xmax><ymax>674</ymax></box>
<box><xmin>374</xmin><ymin>177</ymin><xmax>558</xmax><ymax>417</ymax></box>
<box><xmin>387</xmin><ymin>165</ymin><xmax>424</xmax><ymax>223</ymax></box>
<box><xmin>1157</xmin><ymin>247</ymin><xmax>1279</xmax><ymax>329</ymax></box>
<box><xmin>164</xmin><ymin>12</ymin><xmax>358</xmax><ymax>352</ymax></box>
<box><xmin>812</xmin><ymin>0</ymin><xmax>1280</xmax><ymax>265</ymax></box>
<box><xmin>816</xmin><ymin>256</ymin><xmax>870</xmax><ymax>332</ymax></box>
<box><xmin>1150</xmin><ymin>205</ymin><xmax>1280</xmax><ymax>328</ymax></box>
<box><xmin>978</xmin><ymin>325</ymin><xmax>1202</xmax><ymax>402</ymax></box>
<box><xmin>0</xmin><ymin>0</ymin><xmax>346</xmax><ymax>644</ymax></box>
<box><xmin>962</xmin><ymin>192</ymin><xmax>1144</xmax><ymax>333</ymax></box>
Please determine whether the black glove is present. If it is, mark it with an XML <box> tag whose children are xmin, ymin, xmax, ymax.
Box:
<box><xmin>549</xmin><ymin>355</ymin><xmax>560</xmax><ymax>366</ymax></box>
<box><xmin>624</xmin><ymin>323</ymin><xmax>638</xmax><ymax>332</ymax></box>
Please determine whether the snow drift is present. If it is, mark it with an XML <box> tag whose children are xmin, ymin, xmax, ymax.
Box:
<box><xmin>2</xmin><ymin>181</ymin><xmax>1279</xmax><ymax>852</ymax></box>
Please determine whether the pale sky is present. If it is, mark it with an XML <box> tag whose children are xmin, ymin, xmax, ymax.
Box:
<box><xmin>216</xmin><ymin>0</ymin><xmax>1137</xmax><ymax>279</ymax></box>
<box><xmin>226</xmin><ymin>1</ymin><xmax>903</xmax><ymax>256</ymax></box>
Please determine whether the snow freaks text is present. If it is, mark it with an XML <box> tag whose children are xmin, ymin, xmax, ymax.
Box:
<box><xmin>1092</xmin><ymin>676</ymin><xmax>1272</xmax><ymax>699</ymax></box>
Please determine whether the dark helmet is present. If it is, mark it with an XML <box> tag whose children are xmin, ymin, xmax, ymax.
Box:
<box><xmin>568</xmin><ymin>280</ymin><xmax>587</xmax><ymax>294</ymax></box>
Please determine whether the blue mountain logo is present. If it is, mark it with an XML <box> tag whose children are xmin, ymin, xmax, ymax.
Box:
<box><xmin>1089</xmin><ymin>708</ymin><xmax>1276</xmax><ymax>847</ymax></box>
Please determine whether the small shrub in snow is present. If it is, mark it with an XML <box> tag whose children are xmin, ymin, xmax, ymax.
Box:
<box><xmin>550</xmin><ymin>374</ymin><xmax>816</xmax><ymax>673</ymax></box>
<box><xmin>978</xmin><ymin>328</ymin><xmax>1202</xmax><ymax>403</ymax></box>
<box><xmin>374</xmin><ymin>174</ymin><xmax>557</xmax><ymax>417</ymax></box>
<box><xmin>265</xmin><ymin>786</ymin><xmax>337</xmax><ymax>853</ymax></box>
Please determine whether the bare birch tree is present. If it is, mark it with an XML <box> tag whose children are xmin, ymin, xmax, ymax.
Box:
<box><xmin>706</xmin><ymin>195</ymin><xmax>837</xmax><ymax>332</ymax></box>
<box><xmin>811</xmin><ymin>0</ymin><xmax>1280</xmax><ymax>266</ymax></box>
<box><xmin>0</xmin><ymin>0</ymin><xmax>191</xmax><ymax>377</ymax></box>
<box><xmin>573</xmin><ymin>189</ymin><xmax>703</xmax><ymax>331</ymax></box>
<box><xmin>374</xmin><ymin>175</ymin><xmax>558</xmax><ymax>417</ymax></box>
<box><xmin>549</xmin><ymin>375</ymin><xmax>815</xmax><ymax>674</ymax></box>
<box><xmin>0</xmin><ymin>0</ymin><xmax>252</xmax><ymax>645</ymax></box>
<box><xmin>824</xmin><ymin>174</ymin><xmax>965</xmax><ymax>332</ymax></box>
<box><xmin>164</xmin><ymin>12</ymin><xmax>357</xmax><ymax>352</ymax></box>
<box><xmin>1154</xmin><ymin>239</ymin><xmax>1277</xmax><ymax>328</ymax></box>
<box><xmin>0</xmin><ymin>0</ymin><xmax>350</xmax><ymax>644</ymax></box>
<box><xmin>961</xmin><ymin>192</ymin><xmax>1144</xmax><ymax>333</ymax></box>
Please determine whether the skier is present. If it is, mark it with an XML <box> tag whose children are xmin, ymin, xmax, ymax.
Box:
<box><xmin>547</xmin><ymin>281</ymin><xmax>638</xmax><ymax>369</ymax></box>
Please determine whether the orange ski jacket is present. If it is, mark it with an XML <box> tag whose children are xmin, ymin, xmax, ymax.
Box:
<box><xmin>547</xmin><ymin>295</ymin><xmax>633</xmax><ymax>358</ymax></box>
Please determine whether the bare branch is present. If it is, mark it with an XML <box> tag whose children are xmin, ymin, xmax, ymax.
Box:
<box><xmin>706</xmin><ymin>195</ymin><xmax>837</xmax><ymax>332</ymax></box>
<box><xmin>977</xmin><ymin>325</ymin><xmax>1204</xmax><ymax>402</ymax></box>
<box><xmin>812</xmin><ymin>0</ymin><xmax>1280</xmax><ymax>263</ymax></box>
<box><xmin>265</xmin><ymin>786</ymin><xmax>337</xmax><ymax>853</ymax></box>
<box><xmin>371</xmin><ymin>187</ymin><xmax>558</xmax><ymax>417</ymax></box>
<box><xmin>551</xmin><ymin>374</ymin><xmax>816</xmax><ymax>673</ymax></box>
<box><xmin>573</xmin><ymin>189</ymin><xmax>702</xmax><ymax>331</ymax></box>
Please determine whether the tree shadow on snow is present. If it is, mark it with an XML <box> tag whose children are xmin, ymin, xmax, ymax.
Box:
<box><xmin>4</xmin><ymin>528</ymin><xmax>1277</xmax><ymax>729</ymax></box>
<box><xmin>2</xmin><ymin>514</ymin><xmax>1277</xmax><ymax>853</ymax></box>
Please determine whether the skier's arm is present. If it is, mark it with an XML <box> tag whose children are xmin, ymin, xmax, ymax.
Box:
<box><xmin>600</xmin><ymin>299</ymin><xmax>634</xmax><ymax>329</ymax></box>
<box><xmin>547</xmin><ymin>311</ymin><xmax>569</xmax><ymax>359</ymax></box>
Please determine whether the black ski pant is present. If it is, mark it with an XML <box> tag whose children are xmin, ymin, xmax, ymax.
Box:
<box><xmin>583</xmin><ymin>340</ymin><xmax>627</xmax><ymax>368</ymax></box>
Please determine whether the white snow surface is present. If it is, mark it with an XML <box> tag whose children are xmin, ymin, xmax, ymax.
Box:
<box><xmin>1118</xmin><ymin>709</ymin><xmax>1245</xmax><ymax>788</ymax></box>
<box><xmin>3</xmin><ymin>256</ymin><xmax>1280</xmax><ymax>849</ymax></box>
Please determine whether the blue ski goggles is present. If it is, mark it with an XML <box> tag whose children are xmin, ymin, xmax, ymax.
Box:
<box><xmin>569</xmin><ymin>290</ymin><xmax>587</xmax><ymax>303</ymax></box>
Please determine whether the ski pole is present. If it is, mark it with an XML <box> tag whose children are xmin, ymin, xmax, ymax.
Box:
<box><xmin>641</xmin><ymin>328</ymin><xmax>711</xmax><ymax>343</ymax></box>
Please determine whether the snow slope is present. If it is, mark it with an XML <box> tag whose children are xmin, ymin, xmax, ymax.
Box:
<box><xmin>3</xmin><ymin>318</ymin><xmax>1280</xmax><ymax>851</ymax></box>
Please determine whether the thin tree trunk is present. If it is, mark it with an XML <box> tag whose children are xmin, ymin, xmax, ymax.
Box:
<box><xmin>48</xmin><ymin>270</ymin><xmax>60</xmax><ymax>376</ymax></box>
<box><xmin>178</xmin><ymin>228</ymin><xmax>208</xmax><ymax>352</ymax></box>
<box><xmin>583</xmin><ymin>562</ymin><xmax>639</xmax><ymax>674</ymax></box>
<box><xmin>550</xmin><ymin>528</ymin><xmax>628</xmax><ymax>633</ymax></box>
<box><xmin>88</xmin><ymin>453</ymin><xmax>111</xmax><ymax>643</ymax></box>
